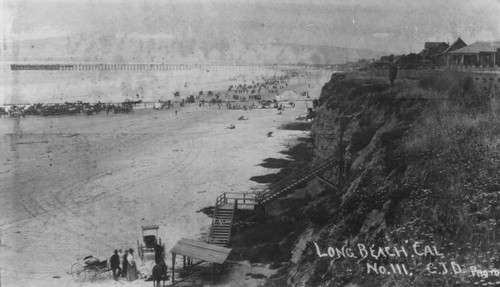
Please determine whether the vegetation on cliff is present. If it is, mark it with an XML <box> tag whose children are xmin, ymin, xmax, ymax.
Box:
<box><xmin>283</xmin><ymin>71</ymin><xmax>500</xmax><ymax>287</ymax></box>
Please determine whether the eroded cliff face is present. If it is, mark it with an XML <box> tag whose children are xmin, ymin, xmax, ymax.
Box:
<box><xmin>262</xmin><ymin>70</ymin><xmax>500</xmax><ymax>287</ymax></box>
<box><xmin>286</xmin><ymin>73</ymin><xmax>429</xmax><ymax>287</ymax></box>
<box><xmin>280</xmin><ymin>69</ymin><xmax>500</xmax><ymax>287</ymax></box>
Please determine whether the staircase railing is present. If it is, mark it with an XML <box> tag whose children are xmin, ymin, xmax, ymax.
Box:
<box><xmin>209</xmin><ymin>193</ymin><xmax>227</xmax><ymax>241</ymax></box>
<box><xmin>208</xmin><ymin>200</ymin><xmax>236</xmax><ymax>245</ymax></box>
<box><xmin>207</xmin><ymin>155</ymin><xmax>337</xmax><ymax>245</ymax></box>
<box><xmin>223</xmin><ymin>192</ymin><xmax>258</xmax><ymax>206</ymax></box>
<box><xmin>257</xmin><ymin>155</ymin><xmax>336</xmax><ymax>204</ymax></box>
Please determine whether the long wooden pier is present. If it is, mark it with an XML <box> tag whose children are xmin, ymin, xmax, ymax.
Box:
<box><xmin>10</xmin><ymin>63</ymin><xmax>330</xmax><ymax>71</ymax></box>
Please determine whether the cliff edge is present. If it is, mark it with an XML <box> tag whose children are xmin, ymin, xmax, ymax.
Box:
<box><xmin>278</xmin><ymin>71</ymin><xmax>500</xmax><ymax>287</ymax></box>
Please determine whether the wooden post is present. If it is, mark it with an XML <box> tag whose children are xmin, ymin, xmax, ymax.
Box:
<box><xmin>171</xmin><ymin>253</ymin><xmax>176</xmax><ymax>285</ymax></box>
<box><xmin>212</xmin><ymin>264</ymin><xmax>216</xmax><ymax>284</ymax></box>
<box><xmin>256</xmin><ymin>204</ymin><xmax>265</xmax><ymax>220</ymax></box>
<box><xmin>183</xmin><ymin>256</ymin><xmax>186</xmax><ymax>268</ymax></box>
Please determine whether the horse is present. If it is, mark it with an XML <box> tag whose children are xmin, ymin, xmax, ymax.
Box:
<box><xmin>152</xmin><ymin>261</ymin><xmax>168</xmax><ymax>287</ymax></box>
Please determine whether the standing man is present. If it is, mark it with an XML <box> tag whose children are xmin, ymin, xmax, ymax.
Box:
<box><xmin>110</xmin><ymin>250</ymin><xmax>121</xmax><ymax>280</ymax></box>
<box><xmin>388</xmin><ymin>60</ymin><xmax>399</xmax><ymax>87</ymax></box>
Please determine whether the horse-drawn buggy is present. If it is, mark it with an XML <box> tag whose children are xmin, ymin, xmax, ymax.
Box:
<box><xmin>137</xmin><ymin>225</ymin><xmax>165</xmax><ymax>261</ymax></box>
<box><xmin>71</xmin><ymin>255</ymin><xmax>112</xmax><ymax>282</ymax></box>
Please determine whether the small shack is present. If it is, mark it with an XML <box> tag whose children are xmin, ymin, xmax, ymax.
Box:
<box><xmin>169</xmin><ymin>238</ymin><xmax>232</xmax><ymax>285</ymax></box>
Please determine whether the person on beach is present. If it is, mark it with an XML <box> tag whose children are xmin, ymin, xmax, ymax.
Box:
<box><xmin>154</xmin><ymin>243</ymin><xmax>165</xmax><ymax>264</ymax></box>
<box><xmin>110</xmin><ymin>250</ymin><xmax>121</xmax><ymax>280</ymax></box>
<box><xmin>122</xmin><ymin>249</ymin><xmax>128</xmax><ymax>278</ymax></box>
<box><xmin>118</xmin><ymin>249</ymin><xmax>123</xmax><ymax>269</ymax></box>
<box><xmin>127</xmin><ymin>248</ymin><xmax>138</xmax><ymax>281</ymax></box>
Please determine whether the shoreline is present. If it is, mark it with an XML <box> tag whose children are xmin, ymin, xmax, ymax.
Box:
<box><xmin>0</xmin><ymin>69</ymin><xmax>328</xmax><ymax>287</ymax></box>
<box><xmin>0</xmin><ymin>67</ymin><xmax>290</xmax><ymax>105</ymax></box>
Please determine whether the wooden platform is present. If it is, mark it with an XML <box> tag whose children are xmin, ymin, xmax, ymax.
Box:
<box><xmin>236</xmin><ymin>204</ymin><xmax>255</xmax><ymax>210</ymax></box>
<box><xmin>219</xmin><ymin>202</ymin><xmax>254</xmax><ymax>210</ymax></box>
<box><xmin>170</xmin><ymin>238</ymin><xmax>231</xmax><ymax>264</ymax></box>
<box><xmin>206</xmin><ymin>156</ymin><xmax>337</xmax><ymax>247</ymax></box>
<box><xmin>219</xmin><ymin>203</ymin><xmax>235</xmax><ymax>210</ymax></box>
<box><xmin>170</xmin><ymin>238</ymin><xmax>232</xmax><ymax>284</ymax></box>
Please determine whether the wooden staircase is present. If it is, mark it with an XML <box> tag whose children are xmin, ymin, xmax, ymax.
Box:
<box><xmin>256</xmin><ymin>155</ymin><xmax>337</xmax><ymax>204</ymax></box>
<box><xmin>208</xmin><ymin>199</ymin><xmax>236</xmax><ymax>246</ymax></box>
<box><xmin>207</xmin><ymin>155</ymin><xmax>337</xmax><ymax>246</ymax></box>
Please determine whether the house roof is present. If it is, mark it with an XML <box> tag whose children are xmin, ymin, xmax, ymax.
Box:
<box><xmin>430</xmin><ymin>38</ymin><xmax>467</xmax><ymax>58</ymax></box>
<box><xmin>450</xmin><ymin>41</ymin><xmax>500</xmax><ymax>54</ymax></box>
<box><xmin>422</xmin><ymin>42</ymin><xmax>449</xmax><ymax>58</ymax></box>
<box><xmin>425</xmin><ymin>42</ymin><xmax>448</xmax><ymax>49</ymax></box>
<box><xmin>170</xmin><ymin>238</ymin><xmax>232</xmax><ymax>264</ymax></box>
<box><xmin>442</xmin><ymin>37</ymin><xmax>466</xmax><ymax>53</ymax></box>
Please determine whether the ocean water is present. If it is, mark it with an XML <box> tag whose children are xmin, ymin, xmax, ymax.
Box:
<box><xmin>0</xmin><ymin>63</ymin><xmax>281</xmax><ymax>105</ymax></box>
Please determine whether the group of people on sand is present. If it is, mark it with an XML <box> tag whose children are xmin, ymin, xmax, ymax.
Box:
<box><xmin>109</xmin><ymin>248</ymin><xmax>138</xmax><ymax>281</ymax></box>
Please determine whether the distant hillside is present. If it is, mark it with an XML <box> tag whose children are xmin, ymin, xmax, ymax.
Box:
<box><xmin>5</xmin><ymin>35</ymin><xmax>384</xmax><ymax>65</ymax></box>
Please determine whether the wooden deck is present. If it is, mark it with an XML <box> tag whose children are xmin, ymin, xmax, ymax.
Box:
<box><xmin>219</xmin><ymin>203</ymin><xmax>235</xmax><ymax>210</ymax></box>
<box><xmin>170</xmin><ymin>238</ymin><xmax>232</xmax><ymax>284</ymax></box>
<box><xmin>170</xmin><ymin>238</ymin><xmax>232</xmax><ymax>264</ymax></box>
<box><xmin>207</xmin><ymin>155</ymin><xmax>337</xmax><ymax>246</ymax></box>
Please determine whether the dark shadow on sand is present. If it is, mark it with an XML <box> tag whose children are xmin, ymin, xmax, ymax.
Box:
<box><xmin>250</xmin><ymin>137</ymin><xmax>314</xmax><ymax>184</ymax></box>
<box><xmin>278</xmin><ymin>121</ymin><xmax>312</xmax><ymax>131</ymax></box>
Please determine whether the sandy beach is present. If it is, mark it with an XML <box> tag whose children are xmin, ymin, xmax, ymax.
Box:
<box><xmin>0</xmin><ymin>70</ymin><xmax>329</xmax><ymax>287</ymax></box>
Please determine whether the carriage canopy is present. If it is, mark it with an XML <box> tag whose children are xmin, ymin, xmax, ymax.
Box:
<box><xmin>142</xmin><ymin>225</ymin><xmax>160</xmax><ymax>230</ymax></box>
<box><xmin>141</xmin><ymin>225</ymin><xmax>160</xmax><ymax>247</ymax></box>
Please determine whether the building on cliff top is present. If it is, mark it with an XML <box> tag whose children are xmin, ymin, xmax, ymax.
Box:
<box><xmin>448</xmin><ymin>41</ymin><xmax>500</xmax><ymax>67</ymax></box>
<box><xmin>420</xmin><ymin>42</ymin><xmax>449</xmax><ymax>66</ymax></box>
<box><xmin>430</xmin><ymin>37</ymin><xmax>467</xmax><ymax>67</ymax></box>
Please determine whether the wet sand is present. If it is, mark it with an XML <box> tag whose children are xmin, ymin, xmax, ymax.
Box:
<box><xmin>0</xmin><ymin>70</ymin><xmax>330</xmax><ymax>286</ymax></box>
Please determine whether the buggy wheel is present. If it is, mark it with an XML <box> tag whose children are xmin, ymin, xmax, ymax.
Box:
<box><xmin>86</xmin><ymin>266</ymin><xmax>99</xmax><ymax>282</ymax></box>
<box><xmin>71</xmin><ymin>263</ymin><xmax>86</xmax><ymax>282</ymax></box>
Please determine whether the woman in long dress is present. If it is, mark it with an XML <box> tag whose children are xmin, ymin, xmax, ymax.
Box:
<box><xmin>122</xmin><ymin>250</ymin><xmax>128</xmax><ymax>278</ymax></box>
<box><xmin>127</xmin><ymin>248</ymin><xmax>138</xmax><ymax>281</ymax></box>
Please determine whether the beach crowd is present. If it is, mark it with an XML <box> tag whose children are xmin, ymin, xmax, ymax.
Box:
<box><xmin>106</xmin><ymin>248</ymin><xmax>139</xmax><ymax>281</ymax></box>
<box><xmin>0</xmin><ymin>73</ymin><xmax>305</xmax><ymax>118</ymax></box>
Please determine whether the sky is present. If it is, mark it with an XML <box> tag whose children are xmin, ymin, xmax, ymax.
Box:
<box><xmin>1</xmin><ymin>0</ymin><xmax>500</xmax><ymax>64</ymax></box>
